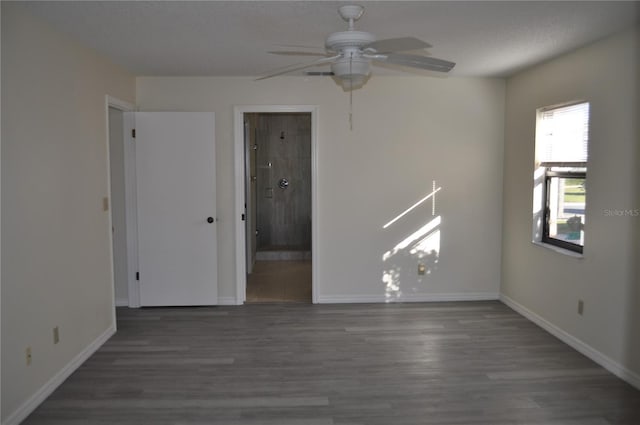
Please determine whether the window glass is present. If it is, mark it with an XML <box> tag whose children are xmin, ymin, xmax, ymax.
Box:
<box><xmin>534</xmin><ymin>101</ymin><xmax>589</xmax><ymax>254</ymax></box>
<box><xmin>545</xmin><ymin>175</ymin><xmax>586</xmax><ymax>248</ymax></box>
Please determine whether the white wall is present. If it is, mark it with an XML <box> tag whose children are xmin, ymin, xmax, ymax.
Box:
<box><xmin>1</xmin><ymin>3</ymin><xmax>135</xmax><ymax>422</ymax></box>
<box><xmin>137</xmin><ymin>75</ymin><xmax>505</xmax><ymax>303</ymax></box>
<box><xmin>501</xmin><ymin>27</ymin><xmax>640</xmax><ymax>382</ymax></box>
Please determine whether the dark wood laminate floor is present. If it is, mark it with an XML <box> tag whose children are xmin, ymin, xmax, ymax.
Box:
<box><xmin>23</xmin><ymin>302</ymin><xmax>640</xmax><ymax>425</ymax></box>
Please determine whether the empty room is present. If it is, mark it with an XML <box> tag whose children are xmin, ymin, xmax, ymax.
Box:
<box><xmin>2</xmin><ymin>1</ymin><xmax>639</xmax><ymax>424</ymax></box>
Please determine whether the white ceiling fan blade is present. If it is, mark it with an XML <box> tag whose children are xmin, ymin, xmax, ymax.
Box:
<box><xmin>364</xmin><ymin>37</ymin><xmax>432</xmax><ymax>53</ymax></box>
<box><xmin>274</xmin><ymin>43</ymin><xmax>325</xmax><ymax>50</ymax></box>
<box><xmin>256</xmin><ymin>55</ymin><xmax>341</xmax><ymax>80</ymax></box>
<box><xmin>268</xmin><ymin>51</ymin><xmax>329</xmax><ymax>57</ymax></box>
<box><xmin>371</xmin><ymin>53</ymin><xmax>455</xmax><ymax>73</ymax></box>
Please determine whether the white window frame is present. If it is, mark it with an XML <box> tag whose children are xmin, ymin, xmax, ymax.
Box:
<box><xmin>532</xmin><ymin>101</ymin><xmax>589</xmax><ymax>256</ymax></box>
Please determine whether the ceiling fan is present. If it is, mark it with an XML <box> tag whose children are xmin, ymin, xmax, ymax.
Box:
<box><xmin>257</xmin><ymin>4</ymin><xmax>456</xmax><ymax>91</ymax></box>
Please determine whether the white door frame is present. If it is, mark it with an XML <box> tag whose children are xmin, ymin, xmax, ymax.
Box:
<box><xmin>122</xmin><ymin>111</ymin><xmax>140</xmax><ymax>308</ymax></box>
<box><xmin>105</xmin><ymin>95</ymin><xmax>140</xmax><ymax>311</ymax></box>
<box><xmin>233</xmin><ymin>105</ymin><xmax>319</xmax><ymax>304</ymax></box>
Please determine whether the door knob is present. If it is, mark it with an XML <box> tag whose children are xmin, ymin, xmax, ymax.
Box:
<box><xmin>207</xmin><ymin>217</ymin><xmax>214</xmax><ymax>223</ymax></box>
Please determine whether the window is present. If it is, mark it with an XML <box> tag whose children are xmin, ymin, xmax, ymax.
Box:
<box><xmin>534</xmin><ymin>102</ymin><xmax>589</xmax><ymax>254</ymax></box>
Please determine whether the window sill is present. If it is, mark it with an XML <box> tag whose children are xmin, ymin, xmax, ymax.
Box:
<box><xmin>532</xmin><ymin>241</ymin><xmax>584</xmax><ymax>259</ymax></box>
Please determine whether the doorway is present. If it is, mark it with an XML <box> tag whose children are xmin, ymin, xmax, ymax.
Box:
<box><xmin>244</xmin><ymin>113</ymin><xmax>312</xmax><ymax>303</ymax></box>
<box><xmin>108</xmin><ymin>106</ymin><xmax>128</xmax><ymax>306</ymax></box>
<box><xmin>107</xmin><ymin>103</ymin><xmax>218</xmax><ymax>308</ymax></box>
<box><xmin>106</xmin><ymin>96</ymin><xmax>135</xmax><ymax>310</ymax></box>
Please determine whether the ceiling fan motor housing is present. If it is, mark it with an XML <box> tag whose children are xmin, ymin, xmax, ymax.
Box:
<box><xmin>326</xmin><ymin>31</ymin><xmax>375</xmax><ymax>87</ymax></box>
<box><xmin>325</xmin><ymin>31</ymin><xmax>376</xmax><ymax>52</ymax></box>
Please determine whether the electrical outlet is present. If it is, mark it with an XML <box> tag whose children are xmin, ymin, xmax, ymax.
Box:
<box><xmin>53</xmin><ymin>326</ymin><xmax>60</xmax><ymax>344</ymax></box>
<box><xmin>417</xmin><ymin>263</ymin><xmax>426</xmax><ymax>276</ymax></box>
<box><xmin>578</xmin><ymin>300</ymin><xmax>584</xmax><ymax>316</ymax></box>
<box><xmin>26</xmin><ymin>347</ymin><xmax>32</xmax><ymax>366</ymax></box>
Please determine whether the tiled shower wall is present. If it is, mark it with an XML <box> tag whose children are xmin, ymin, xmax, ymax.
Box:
<box><xmin>253</xmin><ymin>113</ymin><xmax>311</xmax><ymax>251</ymax></box>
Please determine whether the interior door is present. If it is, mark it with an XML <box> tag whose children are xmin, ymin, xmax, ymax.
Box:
<box><xmin>135</xmin><ymin>112</ymin><xmax>217</xmax><ymax>306</ymax></box>
<box><xmin>244</xmin><ymin>120</ymin><xmax>255</xmax><ymax>274</ymax></box>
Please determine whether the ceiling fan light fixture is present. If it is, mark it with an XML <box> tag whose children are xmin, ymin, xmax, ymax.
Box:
<box><xmin>340</xmin><ymin>75</ymin><xmax>367</xmax><ymax>91</ymax></box>
<box><xmin>331</xmin><ymin>54</ymin><xmax>370</xmax><ymax>90</ymax></box>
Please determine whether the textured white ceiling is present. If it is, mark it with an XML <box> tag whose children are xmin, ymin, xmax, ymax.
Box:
<box><xmin>21</xmin><ymin>1</ymin><xmax>640</xmax><ymax>78</ymax></box>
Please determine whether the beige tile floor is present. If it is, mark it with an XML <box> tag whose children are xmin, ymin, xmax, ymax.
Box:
<box><xmin>246</xmin><ymin>260</ymin><xmax>311</xmax><ymax>303</ymax></box>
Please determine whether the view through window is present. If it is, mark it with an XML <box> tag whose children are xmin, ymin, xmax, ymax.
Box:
<box><xmin>535</xmin><ymin>102</ymin><xmax>589</xmax><ymax>253</ymax></box>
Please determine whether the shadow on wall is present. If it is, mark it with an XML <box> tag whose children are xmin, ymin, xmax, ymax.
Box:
<box><xmin>382</xmin><ymin>181</ymin><xmax>442</xmax><ymax>301</ymax></box>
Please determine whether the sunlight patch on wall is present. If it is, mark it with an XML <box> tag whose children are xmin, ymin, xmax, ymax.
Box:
<box><xmin>382</xmin><ymin>181</ymin><xmax>442</xmax><ymax>301</ymax></box>
<box><xmin>383</xmin><ymin>184</ymin><xmax>441</xmax><ymax>229</ymax></box>
<box><xmin>383</xmin><ymin>216</ymin><xmax>441</xmax><ymax>262</ymax></box>
<box><xmin>411</xmin><ymin>229</ymin><xmax>440</xmax><ymax>258</ymax></box>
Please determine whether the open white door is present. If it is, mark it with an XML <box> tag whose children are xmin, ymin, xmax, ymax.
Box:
<box><xmin>244</xmin><ymin>120</ymin><xmax>255</xmax><ymax>274</ymax></box>
<box><xmin>135</xmin><ymin>112</ymin><xmax>217</xmax><ymax>306</ymax></box>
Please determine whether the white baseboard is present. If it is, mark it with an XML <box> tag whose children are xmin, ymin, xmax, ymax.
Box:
<box><xmin>217</xmin><ymin>296</ymin><xmax>238</xmax><ymax>305</ymax></box>
<box><xmin>317</xmin><ymin>292</ymin><xmax>500</xmax><ymax>304</ymax></box>
<box><xmin>3</xmin><ymin>324</ymin><xmax>117</xmax><ymax>425</ymax></box>
<box><xmin>500</xmin><ymin>294</ymin><xmax>640</xmax><ymax>390</ymax></box>
<box><xmin>114</xmin><ymin>297</ymin><xmax>129</xmax><ymax>307</ymax></box>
